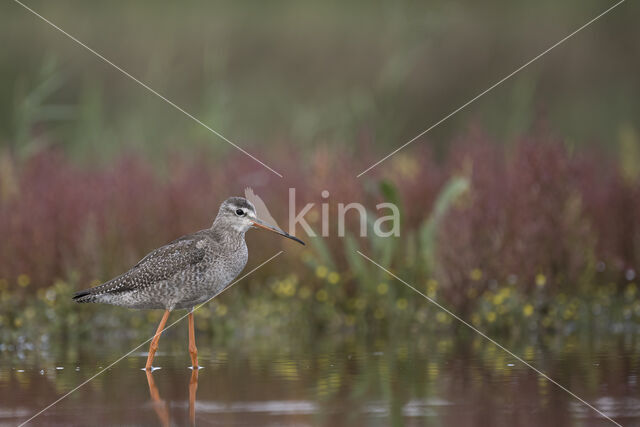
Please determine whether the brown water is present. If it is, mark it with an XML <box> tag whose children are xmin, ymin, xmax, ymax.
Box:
<box><xmin>1</xmin><ymin>332</ymin><xmax>638</xmax><ymax>426</ymax></box>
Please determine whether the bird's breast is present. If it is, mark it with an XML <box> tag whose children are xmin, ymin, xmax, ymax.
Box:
<box><xmin>205</xmin><ymin>242</ymin><xmax>248</xmax><ymax>292</ymax></box>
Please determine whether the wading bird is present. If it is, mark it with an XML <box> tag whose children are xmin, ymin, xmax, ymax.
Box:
<box><xmin>73</xmin><ymin>197</ymin><xmax>304</xmax><ymax>369</ymax></box>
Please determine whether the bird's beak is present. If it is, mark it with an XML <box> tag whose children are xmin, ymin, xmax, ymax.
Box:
<box><xmin>251</xmin><ymin>218</ymin><xmax>306</xmax><ymax>246</ymax></box>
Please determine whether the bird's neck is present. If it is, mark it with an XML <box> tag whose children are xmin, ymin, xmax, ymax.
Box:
<box><xmin>210</xmin><ymin>219</ymin><xmax>247</xmax><ymax>247</ymax></box>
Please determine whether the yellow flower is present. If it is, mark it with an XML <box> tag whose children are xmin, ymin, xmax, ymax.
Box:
<box><xmin>523</xmin><ymin>304</ymin><xmax>534</xmax><ymax>317</ymax></box>
<box><xmin>283</xmin><ymin>281</ymin><xmax>296</xmax><ymax>296</ymax></box>
<box><xmin>316</xmin><ymin>289</ymin><xmax>328</xmax><ymax>302</ymax></box>
<box><xmin>470</xmin><ymin>269</ymin><xmax>483</xmax><ymax>281</ymax></box>
<box><xmin>563</xmin><ymin>308</ymin><xmax>575</xmax><ymax>320</ymax></box>
<box><xmin>492</xmin><ymin>294</ymin><xmax>504</xmax><ymax>306</ymax></box>
<box><xmin>471</xmin><ymin>314</ymin><xmax>481</xmax><ymax>325</ymax></box>
<box><xmin>327</xmin><ymin>272</ymin><xmax>340</xmax><ymax>284</ymax></box>
<box><xmin>377</xmin><ymin>282</ymin><xmax>389</xmax><ymax>295</ymax></box>
<box><xmin>17</xmin><ymin>274</ymin><xmax>30</xmax><ymax>288</ymax></box>
<box><xmin>426</xmin><ymin>279</ymin><xmax>438</xmax><ymax>297</ymax></box>
<box><xmin>315</xmin><ymin>266</ymin><xmax>328</xmax><ymax>279</ymax></box>
<box><xmin>535</xmin><ymin>274</ymin><xmax>547</xmax><ymax>288</ymax></box>
<box><xmin>396</xmin><ymin>298</ymin><xmax>408</xmax><ymax>310</ymax></box>
<box><xmin>486</xmin><ymin>311</ymin><xmax>497</xmax><ymax>323</ymax></box>
<box><xmin>436</xmin><ymin>312</ymin><xmax>448</xmax><ymax>323</ymax></box>
<box><xmin>216</xmin><ymin>304</ymin><xmax>228</xmax><ymax>316</ymax></box>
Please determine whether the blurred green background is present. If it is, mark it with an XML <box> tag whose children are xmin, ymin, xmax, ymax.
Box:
<box><xmin>2</xmin><ymin>0</ymin><xmax>639</xmax><ymax>162</ymax></box>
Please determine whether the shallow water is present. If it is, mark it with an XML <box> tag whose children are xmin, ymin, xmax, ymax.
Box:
<box><xmin>1</xmin><ymin>332</ymin><xmax>638</xmax><ymax>426</ymax></box>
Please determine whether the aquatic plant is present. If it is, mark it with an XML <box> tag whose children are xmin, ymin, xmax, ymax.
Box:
<box><xmin>0</xmin><ymin>131</ymin><xmax>639</xmax><ymax>347</ymax></box>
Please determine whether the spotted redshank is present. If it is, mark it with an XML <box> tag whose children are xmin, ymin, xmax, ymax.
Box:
<box><xmin>73</xmin><ymin>197</ymin><xmax>304</xmax><ymax>369</ymax></box>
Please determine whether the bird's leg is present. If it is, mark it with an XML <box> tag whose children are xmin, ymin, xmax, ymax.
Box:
<box><xmin>188</xmin><ymin>366</ymin><xmax>199</xmax><ymax>426</ymax></box>
<box><xmin>188</xmin><ymin>310</ymin><xmax>199</xmax><ymax>369</ymax></box>
<box><xmin>145</xmin><ymin>369</ymin><xmax>170</xmax><ymax>427</ymax></box>
<box><xmin>146</xmin><ymin>309</ymin><xmax>170</xmax><ymax>370</ymax></box>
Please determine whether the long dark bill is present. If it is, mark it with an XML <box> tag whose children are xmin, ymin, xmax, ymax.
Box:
<box><xmin>251</xmin><ymin>219</ymin><xmax>306</xmax><ymax>246</ymax></box>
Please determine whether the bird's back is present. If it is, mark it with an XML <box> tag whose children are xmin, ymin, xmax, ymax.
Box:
<box><xmin>73</xmin><ymin>229</ymin><xmax>248</xmax><ymax>310</ymax></box>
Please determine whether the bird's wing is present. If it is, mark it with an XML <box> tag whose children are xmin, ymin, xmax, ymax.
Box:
<box><xmin>73</xmin><ymin>234</ymin><xmax>207</xmax><ymax>299</ymax></box>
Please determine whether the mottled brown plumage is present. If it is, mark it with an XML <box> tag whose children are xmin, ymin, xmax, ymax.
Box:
<box><xmin>73</xmin><ymin>234</ymin><xmax>206</xmax><ymax>306</ymax></box>
<box><xmin>73</xmin><ymin>196</ymin><xmax>304</xmax><ymax>369</ymax></box>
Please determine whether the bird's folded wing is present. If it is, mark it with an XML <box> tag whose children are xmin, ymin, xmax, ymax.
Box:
<box><xmin>74</xmin><ymin>236</ymin><xmax>206</xmax><ymax>298</ymax></box>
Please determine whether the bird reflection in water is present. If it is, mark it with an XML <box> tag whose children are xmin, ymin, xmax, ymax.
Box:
<box><xmin>145</xmin><ymin>368</ymin><xmax>199</xmax><ymax>426</ymax></box>
<box><xmin>189</xmin><ymin>369</ymin><xmax>199</xmax><ymax>425</ymax></box>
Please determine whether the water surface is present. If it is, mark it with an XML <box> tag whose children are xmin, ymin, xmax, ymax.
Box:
<box><xmin>1</xmin><ymin>332</ymin><xmax>637</xmax><ymax>426</ymax></box>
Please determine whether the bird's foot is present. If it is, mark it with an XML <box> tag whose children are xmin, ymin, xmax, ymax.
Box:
<box><xmin>141</xmin><ymin>366</ymin><xmax>162</xmax><ymax>372</ymax></box>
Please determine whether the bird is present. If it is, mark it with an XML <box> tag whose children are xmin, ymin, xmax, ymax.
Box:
<box><xmin>72</xmin><ymin>197</ymin><xmax>305</xmax><ymax>370</ymax></box>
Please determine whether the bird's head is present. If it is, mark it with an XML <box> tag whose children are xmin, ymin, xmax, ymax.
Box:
<box><xmin>215</xmin><ymin>197</ymin><xmax>305</xmax><ymax>245</ymax></box>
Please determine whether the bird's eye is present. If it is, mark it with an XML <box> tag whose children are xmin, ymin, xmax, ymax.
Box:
<box><xmin>235</xmin><ymin>209</ymin><xmax>244</xmax><ymax>216</ymax></box>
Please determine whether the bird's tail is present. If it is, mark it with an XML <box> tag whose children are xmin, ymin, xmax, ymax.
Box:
<box><xmin>72</xmin><ymin>289</ymin><xmax>97</xmax><ymax>303</ymax></box>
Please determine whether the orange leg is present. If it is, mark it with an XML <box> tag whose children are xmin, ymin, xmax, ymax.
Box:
<box><xmin>188</xmin><ymin>366</ymin><xmax>199</xmax><ymax>426</ymax></box>
<box><xmin>145</xmin><ymin>370</ymin><xmax>170</xmax><ymax>427</ymax></box>
<box><xmin>145</xmin><ymin>309</ymin><xmax>170</xmax><ymax>370</ymax></box>
<box><xmin>188</xmin><ymin>311</ymin><xmax>199</xmax><ymax>369</ymax></box>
